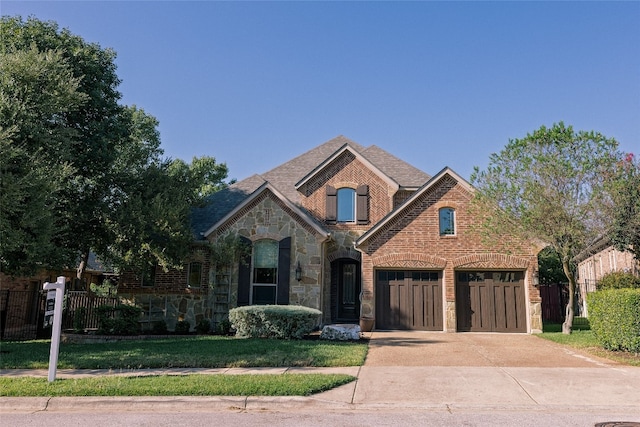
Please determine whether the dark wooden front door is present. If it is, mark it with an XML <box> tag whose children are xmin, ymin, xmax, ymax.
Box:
<box><xmin>335</xmin><ymin>260</ymin><xmax>361</xmax><ymax>322</ymax></box>
<box><xmin>375</xmin><ymin>270</ymin><xmax>443</xmax><ymax>330</ymax></box>
<box><xmin>456</xmin><ymin>271</ymin><xmax>526</xmax><ymax>333</ymax></box>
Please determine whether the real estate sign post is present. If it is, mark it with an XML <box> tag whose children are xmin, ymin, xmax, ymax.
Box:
<box><xmin>43</xmin><ymin>276</ymin><xmax>65</xmax><ymax>382</ymax></box>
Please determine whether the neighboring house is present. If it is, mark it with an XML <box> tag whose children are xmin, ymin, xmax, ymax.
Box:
<box><xmin>119</xmin><ymin>136</ymin><xmax>543</xmax><ymax>333</ymax></box>
<box><xmin>574</xmin><ymin>237</ymin><xmax>639</xmax><ymax>316</ymax></box>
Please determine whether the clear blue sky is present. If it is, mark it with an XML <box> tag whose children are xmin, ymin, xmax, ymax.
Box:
<box><xmin>3</xmin><ymin>1</ymin><xmax>639</xmax><ymax>181</ymax></box>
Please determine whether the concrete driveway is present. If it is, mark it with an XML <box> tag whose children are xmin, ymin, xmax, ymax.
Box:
<box><xmin>363</xmin><ymin>330</ymin><xmax>619</xmax><ymax>368</ymax></box>
<box><xmin>318</xmin><ymin>331</ymin><xmax>640</xmax><ymax>412</ymax></box>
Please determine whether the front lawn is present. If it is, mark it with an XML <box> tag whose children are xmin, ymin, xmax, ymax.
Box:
<box><xmin>0</xmin><ymin>336</ymin><xmax>368</xmax><ymax>369</ymax></box>
<box><xmin>0</xmin><ymin>374</ymin><xmax>356</xmax><ymax>397</ymax></box>
<box><xmin>537</xmin><ymin>323</ymin><xmax>640</xmax><ymax>367</ymax></box>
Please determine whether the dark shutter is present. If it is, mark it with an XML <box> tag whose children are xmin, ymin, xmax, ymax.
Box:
<box><xmin>237</xmin><ymin>236</ymin><xmax>251</xmax><ymax>306</ymax></box>
<box><xmin>277</xmin><ymin>237</ymin><xmax>291</xmax><ymax>305</ymax></box>
<box><xmin>326</xmin><ymin>185</ymin><xmax>337</xmax><ymax>223</ymax></box>
<box><xmin>356</xmin><ymin>184</ymin><xmax>369</xmax><ymax>224</ymax></box>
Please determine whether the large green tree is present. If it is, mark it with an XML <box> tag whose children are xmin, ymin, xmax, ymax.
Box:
<box><xmin>607</xmin><ymin>153</ymin><xmax>640</xmax><ymax>261</ymax></box>
<box><xmin>1</xmin><ymin>16</ymin><xmax>230</xmax><ymax>280</ymax></box>
<box><xmin>471</xmin><ymin>122</ymin><xmax>622</xmax><ymax>334</ymax></box>
<box><xmin>0</xmin><ymin>42</ymin><xmax>87</xmax><ymax>274</ymax></box>
<box><xmin>1</xmin><ymin>16</ymin><xmax>125</xmax><ymax>276</ymax></box>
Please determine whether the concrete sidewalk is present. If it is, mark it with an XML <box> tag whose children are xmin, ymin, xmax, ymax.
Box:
<box><xmin>1</xmin><ymin>331</ymin><xmax>640</xmax><ymax>414</ymax></box>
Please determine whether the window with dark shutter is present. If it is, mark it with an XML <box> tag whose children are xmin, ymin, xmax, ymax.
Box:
<box><xmin>326</xmin><ymin>185</ymin><xmax>337</xmax><ymax>222</ymax></box>
<box><xmin>356</xmin><ymin>184</ymin><xmax>369</xmax><ymax>224</ymax></box>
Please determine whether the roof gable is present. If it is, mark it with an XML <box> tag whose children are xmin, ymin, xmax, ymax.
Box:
<box><xmin>202</xmin><ymin>182</ymin><xmax>330</xmax><ymax>239</ymax></box>
<box><xmin>192</xmin><ymin>135</ymin><xmax>432</xmax><ymax>239</ymax></box>
<box><xmin>356</xmin><ymin>167</ymin><xmax>473</xmax><ymax>247</ymax></box>
<box><xmin>294</xmin><ymin>143</ymin><xmax>400</xmax><ymax>191</ymax></box>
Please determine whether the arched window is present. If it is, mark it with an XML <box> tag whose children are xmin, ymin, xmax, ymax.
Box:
<box><xmin>439</xmin><ymin>207</ymin><xmax>455</xmax><ymax>236</ymax></box>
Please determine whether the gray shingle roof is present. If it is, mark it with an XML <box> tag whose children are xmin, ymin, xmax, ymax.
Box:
<box><xmin>192</xmin><ymin>135</ymin><xmax>431</xmax><ymax>238</ymax></box>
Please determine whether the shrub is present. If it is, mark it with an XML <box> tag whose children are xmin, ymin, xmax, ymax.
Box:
<box><xmin>73</xmin><ymin>307</ymin><xmax>87</xmax><ymax>334</ymax></box>
<box><xmin>95</xmin><ymin>304</ymin><xmax>142</xmax><ymax>335</ymax></box>
<box><xmin>151</xmin><ymin>320</ymin><xmax>168</xmax><ymax>335</ymax></box>
<box><xmin>175</xmin><ymin>320</ymin><xmax>191</xmax><ymax>334</ymax></box>
<box><xmin>587</xmin><ymin>288</ymin><xmax>640</xmax><ymax>353</ymax></box>
<box><xmin>229</xmin><ymin>305</ymin><xmax>322</xmax><ymax>339</ymax></box>
<box><xmin>596</xmin><ymin>271</ymin><xmax>640</xmax><ymax>290</ymax></box>
<box><xmin>216</xmin><ymin>318</ymin><xmax>232</xmax><ymax>335</ymax></box>
<box><xmin>195</xmin><ymin>318</ymin><xmax>211</xmax><ymax>334</ymax></box>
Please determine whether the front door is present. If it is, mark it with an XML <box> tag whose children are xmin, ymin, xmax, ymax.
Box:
<box><xmin>334</xmin><ymin>260</ymin><xmax>361</xmax><ymax>322</ymax></box>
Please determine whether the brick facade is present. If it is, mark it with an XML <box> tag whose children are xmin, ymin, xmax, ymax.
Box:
<box><xmin>114</xmin><ymin>137</ymin><xmax>543</xmax><ymax>333</ymax></box>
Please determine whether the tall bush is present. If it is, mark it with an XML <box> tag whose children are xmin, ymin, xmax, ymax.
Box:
<box><xmin>596</xmin><ymin>271</ymin><xmax>640</xmax><ymax>290</ymax></box>
<box><xmin>587</xmin><ymin>289</ymin><xmax>640</xmax><ymax>353</ymax></box>
<box><xmin>229</xmin><ymin>305</ymin><xmax>321</xmax><ymax>339</ymax></box>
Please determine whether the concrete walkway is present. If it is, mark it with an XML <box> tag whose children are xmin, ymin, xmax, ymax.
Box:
<box><xmin>2</xmin><ymin>331</ymin><xmax>640</xmax><ymax>414</ymax></box>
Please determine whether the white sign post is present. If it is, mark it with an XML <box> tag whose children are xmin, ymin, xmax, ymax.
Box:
<box><xmin>43</xmin><ymin>276</ymin><xmax>65</xmax><ymax>382</ymax></box>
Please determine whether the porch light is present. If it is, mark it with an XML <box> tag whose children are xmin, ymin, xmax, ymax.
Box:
<box><xmin>295</xmin><ymin>261</ymin><xmax>302</xmax><ymax>281</ymax></box>
<box><xmin>533</xmin><ymin>270</ymin><xmax>539</xmax><ymax>287</ymax></box>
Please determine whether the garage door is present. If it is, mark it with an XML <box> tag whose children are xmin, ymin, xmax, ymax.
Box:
<box><xmin>456</xmin><ymin>271</ymin><xmax>526</xmax><ymax>333</ymax></box>
<box><xmin>375</xmin><ymin>270</ymin><xmax>443</xmax><ymax>330</ymax></box>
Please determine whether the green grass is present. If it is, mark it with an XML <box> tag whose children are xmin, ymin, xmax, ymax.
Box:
<box><xmin>538</xmin><ymin>322</ymin><xmax>640</xmax><ymax>367</ymax></box>
<box><xmin>0</xmin><ymin>374</ymin><xmax>356</xmax><ymax>397</ymax></box>
<box><xmin>0</xmin><ymin>336</ymin><xmax>368</xmax><ymax>369</ymax></box>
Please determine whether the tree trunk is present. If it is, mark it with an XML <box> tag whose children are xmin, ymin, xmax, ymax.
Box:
<box><xmin>561</xmin><ymin>259</ymin><xmax>575</xmax><ymax>334</ymax></box>
<box><xmin>76</xmin><ymin>250</ymin><xmax>89</xmax><ymax>284</ymax></box>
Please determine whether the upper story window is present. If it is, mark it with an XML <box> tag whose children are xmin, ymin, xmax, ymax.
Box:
<box><xmin>188</xmin><ymin>262</ymin><xmax>202</xmax><ymax>287</ymax></box>
<box><xmin>337</xmin><ymin>188</ymin><xmax>356</xmax><ymax>222</ymax></box>
<box><xmin>439</xmin><ymin>207</ymin><xmax>456</xmax><ymax>236</ymax></box>
<box><xmin>326</xmin><ymin>185</ymin><xmax>369</xmax><ymax>224</ymax></box>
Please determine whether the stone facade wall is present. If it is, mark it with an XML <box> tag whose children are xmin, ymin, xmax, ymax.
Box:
<box><xmin>208</xmin><ymin>190</ymin><xmax>326</xmax><ymax>315</ymax></box>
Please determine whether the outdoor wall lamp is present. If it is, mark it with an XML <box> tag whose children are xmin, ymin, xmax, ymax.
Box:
<box><xmin>295</xmin><ymin>261</ymin><xmax>302</xmax><ymax>281</ymax></box>
<box><xmin>533</xmin><ymin>270</ymin><xmax>539</xmax><ymax>287</ymax></box>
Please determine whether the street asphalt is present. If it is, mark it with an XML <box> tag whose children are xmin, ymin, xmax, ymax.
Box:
<box><xmin>1</xmin><ymin>331</ymin><xmax>639</xmax><ymax>416</ymax></box>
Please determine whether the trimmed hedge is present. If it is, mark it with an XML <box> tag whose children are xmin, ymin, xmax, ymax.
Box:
<box><xmin>229</xmin><ymin>305</ymin><xmax>322</xmax><ymax>339</ymax></box>
<box><xmin>587</xmin><ymin>289</ymin><xmax>640</xmax><ymax>353</ymax></box>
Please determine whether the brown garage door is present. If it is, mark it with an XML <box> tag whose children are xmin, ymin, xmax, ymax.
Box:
<box><xmin>376</xmin><ymin>270</ymin><xmax>443</xmax><ymax>330</ymax></box>
<box><xmin>456</xmin><ymin>271</ymin><xmax>526</xmax><ymax>333</ymax></box>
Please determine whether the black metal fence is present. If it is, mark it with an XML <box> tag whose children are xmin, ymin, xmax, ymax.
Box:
<box><xmin>0</xmin><ymin>290</ymin><xmax>119</xmax><ymax>341</ymax></box>
<box><xmin>0</xmin><ymin>289</ymin><xmax>45</xmax><ymax>340</ymax></box>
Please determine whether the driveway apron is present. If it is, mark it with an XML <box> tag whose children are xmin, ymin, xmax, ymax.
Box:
<box><xmin>347</xmin><ymin>331</ymin><xmax>640</xmax><ymax>409</ymax></box>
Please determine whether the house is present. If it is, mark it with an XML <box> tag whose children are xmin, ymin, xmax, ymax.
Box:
<box><xmin>119</xmin><ymin>136</ymin><xmax>543</xmax><ymax>333</ymax></box>
<box><xmin>574</xmin><ymin>236</ymin><xmax>639</xmax><ymax>316</ymax></box>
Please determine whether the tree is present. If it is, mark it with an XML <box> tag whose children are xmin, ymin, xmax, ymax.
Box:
<box><xmin>0</xmin><ymin>42</ymin><xmax>86</xmax><ymax>274</ymax></box>
<box><xmin>105</xmin><ymin>155</ymin><xmax>229</xmax><ymax>274</ymax></box>
<box><xmin>538</xmin><ymin>246</ymin><xmax>568</xmax><ymax>286</ymax></box>
<box><xmin>1</xmin><ymin>16</ymin><xmax>126</xmax><ymax>277</ymax></box>
<box><xmin>607</xmin><ymin>153</ymin><xmax>640</xmax><ymax>261</ymax></box>
<box><xmin>471</xmin><ymin>122</ymin><xmax>622</xmax><ymax>334</ymax></box>
<box><xmin>1</xmin><ymin>16</ymin><xmax>231</xmax><ymax>280</ymax></box>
